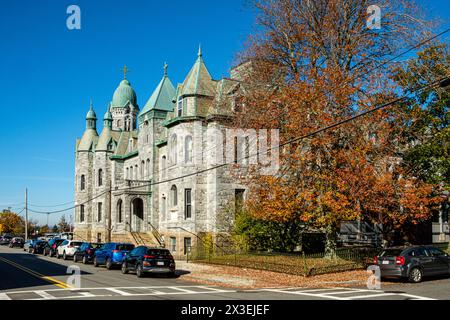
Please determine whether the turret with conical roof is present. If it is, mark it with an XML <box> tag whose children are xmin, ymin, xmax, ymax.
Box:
<box><xmin>110</xmin><ymin>68</ymin><xmax>139</xmax><ymax>132</ymax></box>
<box><xmin>139</xmin><ymin>63</ymin><xmax>176</xmax><ymax>122</ymax></box>
<box><xmin>77</xmin><ymin>100</ymin><xmax>99</xmax><ymax>152</ymax></box>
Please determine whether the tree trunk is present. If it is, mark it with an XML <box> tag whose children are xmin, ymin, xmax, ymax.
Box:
<box><xmin>324</xmin><ymin>224</ymin><xmax>337</xmax><ymax>259</ymax></box>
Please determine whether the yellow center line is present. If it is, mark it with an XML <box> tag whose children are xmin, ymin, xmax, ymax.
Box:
<box><xmin>0</xmin><ymin>256</ymin><xmax>72</xmax><ymax>289</ymax></box>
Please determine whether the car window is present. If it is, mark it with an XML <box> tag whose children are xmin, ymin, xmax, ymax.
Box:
<box><xmin>72</xmin><ymin>241</ymin><xmax>83</xmax><ymax>246</ymax></box>
<box><xmin>130</xmin><ymin>248</ymin><xmax>140</xmax><ymax>255</ymax></box>
<box><xmin>427</xmin><ymin>247</ymin><xmax>446</xmax><ymax>257</ymax></box>
<box><xmin>61</xmin><ymin>240</ymin><xmax>69</xmax><ymax>246</ymax></box>
<box><xmin>379</xmin><ymin>249</ymin><xmax>404</xmax><ymax>257</ymax></box>
<box><xmin>116</xmin><ymin>244</ymin><xmax>135</xmax><ymax>251</ymax></box>
<box><xmin>146</xmin><ymin>249</ymin><xmax>171</xmax><ymax>256</ymax></box>
<box><xmin>93</xmin><ymin>243</ymin><xmax>103</xmax><ymax>249</ymax></box>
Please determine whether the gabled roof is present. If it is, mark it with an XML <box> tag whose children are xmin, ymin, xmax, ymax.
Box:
<box><xmin>77</xmin><ymin>129</ymin><xmax>99</xmax><ymax>152</ymax></box>
<box><xmin>140</xmin><ymin>69</ymin><xmax>176</xmax><ymax>116</ymax></box>
<box><xmin>180</xmin><ymin>47</ymin><xmax>216</xmax><ymax>97</ymax></box>
<box><xmin>96</xmin><ymin>128</ymin><xmax>121</xmax><ymax>152</ymax></box>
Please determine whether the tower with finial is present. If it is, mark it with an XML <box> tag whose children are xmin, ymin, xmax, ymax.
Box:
<box><xmin>86</xmin><ymin>99</ymin><xmax>97</xmax><ymax>130</ymax></box>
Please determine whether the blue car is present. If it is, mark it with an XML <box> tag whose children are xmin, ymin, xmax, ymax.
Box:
<box><xmin>93</xmin><ymin>242</ymin><xmax>135</xmax><ymax>270</ymax></box>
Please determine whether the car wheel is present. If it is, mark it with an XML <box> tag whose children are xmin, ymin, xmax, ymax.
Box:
<box><xmin>63</xmin><ymin>252</ymin><xmax>67</xmax><ymax>260</ymax></box>
<box><xmin>73</xmin><ymin>254</ymin><xmax>78</xmax><ymax>263</ymax></box>
<box><xmin>168</xmin><ymin>271</ymin><xmax>176</xmax><ymax>278</ymax></box>
<box><xmin>121</xmin><ymin>262</ymin><xmax>128</xmax><ymax>274</ymax></box>
<box><xmin>82</xmin><ymin>256</ymin><xmax>88</xmax><ymax>264</ymax></box>
<box><xmin>93</xmin><ymin>257</ymin><xmax>99</xmax><ymax>267</ymax></box>
<box><xmin>408</xmin><ymin>267</ymin><xmax>423</xmax><ymax>283</ymax></box>
<box><xmin>136</xmin><ymin>264</ymin><xmax>144</xmax><ymax>278</ymax></box>
<box><xmin>106</xmin><ymin>258</ymin><xmax>113</xmax><ymax>270</ymax></box>
<box><xmin>57</xmin><ymin>252</ymin><xmax>61</xmax><ymax>259</ymax></box>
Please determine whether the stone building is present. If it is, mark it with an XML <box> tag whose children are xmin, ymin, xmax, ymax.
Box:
<box><xmin>74</xmin><ymin>48</ymin><xmax>249</xmax><ymax>258</ymax></box>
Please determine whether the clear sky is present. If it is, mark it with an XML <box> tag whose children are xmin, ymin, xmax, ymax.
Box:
<box><xmin>0</xmin><ymin>0</ymin><xmax>449</xmax><ymax>226</ymax></box>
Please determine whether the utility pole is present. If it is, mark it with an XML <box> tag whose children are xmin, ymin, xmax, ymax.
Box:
<box><xmin>25</xmin><ymin>188</ymin><xmax>28</xmax><ymax>241</ymax></box>
<box><xmin>107</xmin><ymin>180</ymin><xmax>112</xmax><ymax>242</ymax></box>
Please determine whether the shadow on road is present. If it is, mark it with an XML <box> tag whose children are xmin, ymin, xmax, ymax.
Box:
<box><xmin>0</xmin><ymin>251</ymin><xmax>92</xmax><ymax>291</ymax></box>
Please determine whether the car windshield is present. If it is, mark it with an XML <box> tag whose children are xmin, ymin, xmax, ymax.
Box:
<box><xmin>72</xmin><ymin>241</ymin><xmax>83</xmax><ymax>246</ymax></box>
<box><xmin>146</xmin><ymin>249</ymin><xmax>171</xmax><ymax>256</ymax></box>
<box><xmin>379</xmin><ymin>249</ymin><xmax>404</xmax><ymax>257</ymax></box>
<box><xmin>116</xmin><ymin>244</ymin><xmax>134</xmax><ymax>251</ymax></box>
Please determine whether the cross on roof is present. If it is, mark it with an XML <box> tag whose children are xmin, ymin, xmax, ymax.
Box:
<box><xmin>121</xmin><ymin>65</ymin><xmax>130</xmax><ymax>79</ymax></box>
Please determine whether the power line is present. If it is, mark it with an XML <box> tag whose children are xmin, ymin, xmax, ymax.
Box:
<box><xmin>21</xmin><ymin>30</ymin><xmax>449</xmax><ymax>212</ymax></box>
<box><xmin>115</xmin><ymin>75</ymin><xmax>449</xmax><ymax>192</ymax></box>
<box><xmin>27</xmin><ymin>200</ymin><xmax>75</xmax><ymax>208</ymax></box>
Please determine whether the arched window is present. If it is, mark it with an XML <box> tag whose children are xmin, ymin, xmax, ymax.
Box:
<box><xmin>135</xmin><ymin>165</ymin><xmax>138</xmax><ymax>180</ymax></box>
<box><xmin>80</xmin><ymin>204</ymin><xmax>85</xmax><ymax>222</ymax></box>
<box><xmin>140</xmin><ymin>161</ymin><xmax>145</xmax><ymax>179</ymax></box>
<box><xmin>80</xmin><ymin>175</ymin><xmax>85</xmax><ymax>191</ymax></box>
<box><xmin>146</xmin><ymin>159</ymin><xmax>150</xmax><ymax>179</ymax></box>
<box><xmin>117</xmin><ymin>199</ymin><xmax>123</xmax><ymax>223</ymax></box>
<box><xmin>170</xmin><ymin>134</ymin><xmax>177</xmax><ymax>165</ymax></box>
<box><xmin>130</xmin><ymin>166</ymin><xmax>134</xmax><ymax>180</ymax></box>
<box><xmin>98</xmin><ymin>169</ymin><xmax>103</xmax><ymax>186</ymax></box>
<box><xmin>171</xmin><ymin>185</ymin><xmax>178</xmax><ymax>206</ymax></box>
<box><xmin>185</xmin><ymin>135</ymin><xmax>193</xmax><ymax>163</ymax></box>
<box><xmin>177</xmin><ymin>97</ymin><xmax>183</xmax><ymax>117</ymax></box>
<box><xmin>161</xmin><ymin>156</ymin><xmax>167</xmax><ymax>178</ymax></box>
<box><xmin>126</xmin><ymin>167</ymin><xmax>129</xmax><ymax>180</ymax></box>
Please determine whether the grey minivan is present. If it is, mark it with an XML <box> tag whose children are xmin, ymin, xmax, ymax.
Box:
<box><xmin>374</xmin><ymin>246</ymin><xmax>450</xmax><ymax>283</ymax></box>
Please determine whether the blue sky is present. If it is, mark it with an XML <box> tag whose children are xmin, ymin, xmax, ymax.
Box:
<box><xmin>0</xmin><ymin>0</ymin><xmax>449</xmax><ymax>226</ymax></box>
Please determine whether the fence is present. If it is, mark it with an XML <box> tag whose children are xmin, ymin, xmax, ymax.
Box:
<box><xmin>187</xmin><ymin>245</ymin><xmax>379</xmax><ymax>277</ymax></box>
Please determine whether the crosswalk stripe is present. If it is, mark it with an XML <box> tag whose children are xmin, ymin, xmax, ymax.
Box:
<box><xmin>167</xmin><ymin>286</ymin><xmax>197</xmax><ymax>293</ymax></box>
<box><xmin>0</xmin><ymin>293</ymin><xmax>11</xmax><ymax>300</ymax></box>
<box><xmin>106</xmin><ymin>288</ymin><xmax>133</xmax><ymax>296</ymax></box>
<box><xmin>347</xmin><ymin>293</ymin><xmax>398</xmax><ymax>299</ymax></box>
<box><xmin>35</xmin><ymin>291</ymin><xmax>55</xmax><ymax>299</ymax></box>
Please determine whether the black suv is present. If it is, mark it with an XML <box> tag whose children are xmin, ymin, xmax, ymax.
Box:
<box><xmin>73</xmin><ymin>242</ymin><xmax>104</xmax><ymax>264</ymax></box>
<box><xmin>374</xmin><ymin>246</ymin><xmax>450</xmax><ymax>283</ymax></box>
<box><xmin>9</xmin><ymin>237</ymin><xmax>24</xmax><ymax>248</ymax></box>
<box><xmin>29</xmin><ymin>240</ymin><xmax>47</xmax><ymax>254</ymax></box>
<box><xmin>43</xmin><ymin>238</ymin><xmax>64</xmax><ymax>257</ymax></box>
<box><xmin>121</xmin><ymin>246</ymin><xmax>175</xmax><ymax>278</ymax></box>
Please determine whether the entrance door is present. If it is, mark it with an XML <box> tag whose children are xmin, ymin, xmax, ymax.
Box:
<box><xmin>132</xmin><ymin>198</ymin><xmax>144</xmax><ymax>232</ymax></box>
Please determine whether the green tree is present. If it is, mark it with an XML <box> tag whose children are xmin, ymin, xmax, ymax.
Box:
<box><xmin>392</xmin><ymin>44</ymin><xmax>450</xmax><ymax>187</ymax></box>
<box><xmin>57</xmin><ymin>215</ymin><xmax>70</xmax><ymax>232</ymax></box>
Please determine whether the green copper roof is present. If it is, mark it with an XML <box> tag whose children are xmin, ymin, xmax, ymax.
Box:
<box><xmin>111</xmin><ymin>79</ymin><xmax>137</xmax><ymax>108</ymax></box>
<box><xmin>86</xmin><ymin>102</ymin><xmax>97</xmax><ymax>120</ymax></box>
<box><xmin>104</xmin><ymin>108</ymin><xmax>113</xmax><ymax>121</ymax></box>
<box><xmin>77</xmin><ymin>129</ymin><xmax>99</xmax><ymax>152</ymax></box>
<box><xmin>180</xmin><ymin>47</ymin><xmax>216</xmax><ymax>97</ymax></box>
<box><xmin>140</xmin><ymin>65</ymin><xmax>176</xmax><ymax>116</ymax></box>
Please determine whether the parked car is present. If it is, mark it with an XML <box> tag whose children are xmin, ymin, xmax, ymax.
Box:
<box><xmin>56</xmin><ymin>240</ymin><xmax>83</xmax><ymax>260</ymax></box>
<box><xmin>23</xmin><ymin>239</ymin><xmax>36</xmax><ymax>252</ymax></box>
<box><xmin>73</xmin><ymin>242</ymin><xmax>104</xmax><ymax>263</ymax></box>
<box><xmin>29</xmin><ymin>240</ymin><xmax>47</xmax><ymax>254</ymax></box>
<box><xmin>93</xmin><ymin>242</ymin><xmax>135</xmax><ymax>269</ymax></box>
<box><xmin>374</xmin><ymin>245</ymin><xmax>450</xmax><ymax>283</ymax></box>
<box><xmin>9</xmin><ymin>237</ymin><xmax>25</xmax><ymax>248</ymax></box>
<box><xmin>121</xmin><ymin>246</ymin><xmax>175</xmax><ymax>278</ymax></box>
<box><xmin>43</xmin><ymin>238</ymin><xmax>65</xmax><ymax>257</ymax></box>
<box><xmin>0</xmin><ymin>235</ymin><xmax>13</xmax><ymax>245</ymax></box>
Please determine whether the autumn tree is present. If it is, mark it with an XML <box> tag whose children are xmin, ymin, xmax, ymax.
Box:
<box><xmin>57</xmin><ymin>215</ymin><xmax>70</xmax><ymax>232</ymax></box>
<box><xmin>0</xmin><ymin>211</ymin><xmax>24</xmax><ymax>235</ymax></box>
<box><xmin>233</xmin><ymin>0</ymin><xmax>439</xmax><ymax>256</ymax></box>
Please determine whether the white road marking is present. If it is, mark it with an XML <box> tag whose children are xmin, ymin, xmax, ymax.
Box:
<box><xmin>167</xmin><ymin>286</ymin><xmax>198</xmax><ymax>293</ymax></box>
<box><xmin>263</xmin><ymin>287</ymin><xmax>434</xmax><ymax>300</ymax></box>
<box><xmin>106</xmin><ymin>288</ymin><xmax>133</xmax><ymax>296</ymax></box>
<box><xmin>35</xmin><ymin>290</ymin><xmax>55</xmax><ymax>299</ymax></box>
<box><xmin>0</xmin><ymin>293</ymin><xmax>11</xmax><ymax>300</ymax></box>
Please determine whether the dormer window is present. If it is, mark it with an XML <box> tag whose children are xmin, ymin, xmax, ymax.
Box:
<box><xmin>177</xmin><ymin>97</ymin><xmax>183</xmax><ymax>117</ymax></box>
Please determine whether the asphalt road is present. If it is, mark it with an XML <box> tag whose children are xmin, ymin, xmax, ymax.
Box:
<box><xmin>0</xmin><ymin>245</ymin><xmax>448</xmax><ymax>300</ymax></box>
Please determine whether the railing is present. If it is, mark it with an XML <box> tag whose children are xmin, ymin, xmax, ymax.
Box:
<box><xmin>187</xmin><ymin>245</ymin><xmax>379</xmax><ymax>277</ymax></box>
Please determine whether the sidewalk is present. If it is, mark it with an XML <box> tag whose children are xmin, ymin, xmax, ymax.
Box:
<box><xmin>175</xmin><ymin>260</ymin><xmax>375</xmax><ymax>290</ymax></box>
